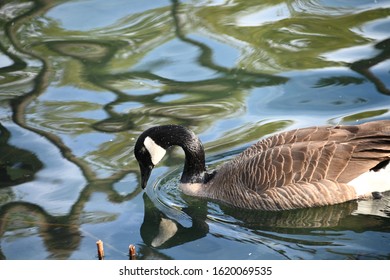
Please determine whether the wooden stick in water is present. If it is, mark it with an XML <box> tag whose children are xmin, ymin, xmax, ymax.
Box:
<box><xmin>129</xmin><ymin>244</ymin><xmax>136</xmax><ymax>260</ymax></box>
<box><xmin>97</xmin><ymin>240</ymin><xmax>104</xmax><ymax>260</ymax></box>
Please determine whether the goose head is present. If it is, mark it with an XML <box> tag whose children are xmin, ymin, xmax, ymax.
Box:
<box><xmin>134</xmin><ymin>125</ymin><xmax>208</xmax><ymax>189</ymax></box>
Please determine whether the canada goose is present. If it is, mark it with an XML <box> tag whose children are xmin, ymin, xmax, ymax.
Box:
<box><xmin>134</xmin><ymin>121</ymin><xmax>390</xmax><ymax>211</ymax></box>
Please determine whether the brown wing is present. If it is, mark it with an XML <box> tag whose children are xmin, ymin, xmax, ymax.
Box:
<box><xmin>224</xmin><ymin>120</ymin><xmax>390</xmax><ymax>192</ymax></box>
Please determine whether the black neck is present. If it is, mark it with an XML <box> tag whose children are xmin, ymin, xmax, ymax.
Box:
<box><xmin>181</xmin><ymin>135</ymin><xmax>207</xmax><ymax>184</ymax></box>
<box><xmin>150</xmin><ymin>125</ymin><xmax>207</xmax><ymax>184</ymax></box>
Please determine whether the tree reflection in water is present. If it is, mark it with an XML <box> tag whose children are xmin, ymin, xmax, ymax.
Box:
<box><xmin>0</xmin><ymin>0</ymin><xmax>390</xmax><ymax>259</ymax></box>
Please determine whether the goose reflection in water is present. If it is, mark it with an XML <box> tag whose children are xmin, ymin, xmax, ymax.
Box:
<box><xmin>140</xmin><ymin>191</ymin><xmax>390</xmax><ymax>254</ymax></box>
<box><xmin>141</xmin><ymin>193</ymin><xmax>209</xmax><ymax>249</ymax></box>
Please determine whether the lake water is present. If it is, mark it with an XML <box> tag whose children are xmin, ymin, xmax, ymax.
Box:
<box><xmin>1</xmin><ymin>0</ymin><xmax>390</xmax><ymax>260</ymax></box>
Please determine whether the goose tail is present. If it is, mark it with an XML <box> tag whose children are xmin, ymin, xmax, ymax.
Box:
<box><xmin>349</xmin><ymin>161</ymin><xmax>390</xmax><ymax>198</ymax></box>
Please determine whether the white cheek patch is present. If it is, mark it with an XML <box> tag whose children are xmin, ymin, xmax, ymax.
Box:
<box><xmin>151</xmin><ymin>218</ymin><xmax>178</xmax><ymax>247</ymax></box>
<box><xmin>144</xmin><ymin>136</ymin><xmax>166</xmax><ymax>165</ymax></box>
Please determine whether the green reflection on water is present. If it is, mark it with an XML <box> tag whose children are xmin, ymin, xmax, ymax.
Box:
<box><xmin>0</xmin><ymin>0</ymin><xmax>390</xmax><ymax>260</ymax></box>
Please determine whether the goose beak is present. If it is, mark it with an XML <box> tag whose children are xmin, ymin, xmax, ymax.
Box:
<box><xmin>140</xmin><ymin>163</ymin><xmax>152</xmax><ymax>189</ymax></box>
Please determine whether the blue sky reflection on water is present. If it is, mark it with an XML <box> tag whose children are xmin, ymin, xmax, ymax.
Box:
<box><xmin>0</xmin><ymin>0</ymin><xmax>390</xmax><ymax>260</ymax></box>
<box><xmin>46</xmin><ymin>0</ymin><xmax>171</xmax><ymax>31</ymax></box>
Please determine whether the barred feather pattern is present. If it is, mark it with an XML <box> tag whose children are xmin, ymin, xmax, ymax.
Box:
<box><xmin>202</xmin><ymin>121</ymin><xmax>390</xmax><ymax>210</ymax></box>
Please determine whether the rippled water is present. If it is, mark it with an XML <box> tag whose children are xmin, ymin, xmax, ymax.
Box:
<box><xmin>1</xmin><ymin>0</ymin><xmax>390</xmax><ymax>260</ymax></box>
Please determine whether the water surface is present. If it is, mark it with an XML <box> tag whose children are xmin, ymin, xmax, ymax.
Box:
<box><xmin>0</xmin><ymin>0</ymin><xmax>390</xmax><ymax>259</ymax></box>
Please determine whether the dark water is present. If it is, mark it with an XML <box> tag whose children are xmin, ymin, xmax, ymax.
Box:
<box><xmin>0</xmin><ymin>0</ymin><xmax>390</xmax><ymax>260</ymax></box>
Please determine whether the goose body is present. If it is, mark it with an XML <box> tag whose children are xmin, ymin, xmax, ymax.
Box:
<box><xmin>134</xmin><ymin>121</ymin><xmax>390</xmax><ymax>211</ymax></box>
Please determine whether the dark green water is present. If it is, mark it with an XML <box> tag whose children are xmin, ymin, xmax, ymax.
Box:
<box><xmin>0</xmin><ymin>0</ymin><xmax>390</xmax><ymax>259</ymax></box>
